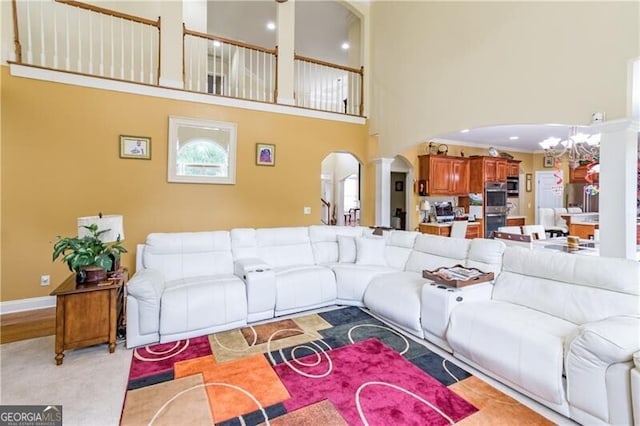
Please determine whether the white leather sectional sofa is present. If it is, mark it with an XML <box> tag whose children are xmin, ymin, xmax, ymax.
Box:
<box><xmin>125</xmin><ymin>225</ymin><xmax>640</xmax><ymax>425</ymax></box>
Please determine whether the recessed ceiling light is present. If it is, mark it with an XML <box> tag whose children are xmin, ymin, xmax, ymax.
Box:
<box><xmin>460</xmin><ymin>129</ymin><xmax>470</xmax><ymax>133</ymax></box>
<box><xmin>213</xmin><ymin>40</ymin><xmax>221</xmax><ymax>47</ymax></box>
<box><xmin>341</xmin><ymin>42</ymin><xmax>350</xmax><ymax>50</ymax></box>
<box><xmin>266</xmin><ymin>21</ymin><xmax>276</xmax><ymax>31</ymax></box>
<box><xmin>509</xmin><ymin>136</ymin><xmax>519</xmax><ymax>140</ymax></box>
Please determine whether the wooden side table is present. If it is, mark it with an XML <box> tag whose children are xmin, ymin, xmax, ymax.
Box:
<box><xmin>50</xmin><ymin>270</ymin><xmax>127</xmax><ymax>365</ymax></box>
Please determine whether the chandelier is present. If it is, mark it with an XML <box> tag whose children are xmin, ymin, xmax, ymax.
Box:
<box><xmin>539</xmin><ymin>126</ymin><xmax>600</xmax><ymax>169</ymax></box>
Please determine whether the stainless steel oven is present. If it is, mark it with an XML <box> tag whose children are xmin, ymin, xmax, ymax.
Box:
<box><xmin>485</xmin><ymin>182</ymin><xmax>508</xmax><ymax>237</ymax></box>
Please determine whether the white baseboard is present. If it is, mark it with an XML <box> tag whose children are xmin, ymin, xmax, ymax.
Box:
<box><xmin>0</xmin><ymin>296</ymin><xmax>56</xmax><ymax>315</ymax></box>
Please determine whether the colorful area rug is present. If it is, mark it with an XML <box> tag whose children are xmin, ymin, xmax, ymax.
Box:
<box><xmin>120</xmin><ymin>307</ymin><xmax>553</xmax><ymax>425</ymax></box>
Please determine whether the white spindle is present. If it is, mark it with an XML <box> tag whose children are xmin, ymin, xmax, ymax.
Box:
<box><xmin>110</xmin><ymin>19</ymin><xmax>114</xmax><ymax>78</ymax></box>
<box><xmin>269</xmin><ymin>51</ymin><xmax>273</xmax><ymax>102</ymax></box>
<box><xmin>262</xmin><ymin>52</ymin><xmax>266</xmax><ymax>101</ymax></box>
<box><xmin>130</xmin><ymin>22</ymin><xmax>134</xmax><ymax>81</ymax></box>
<box><xmin>196</xmin><ymin>38</ymin><xmax>202</xmax><ymax>92</ymax></box>
<box><xmin>99</xmin><ymin>16</ymin><xmax>104</xmax><ymax>76</ymax></box>
<box><xmin>149</xmin><ymin>26</ymin><xmax>153</xmax><ymax>83</ymax></box>
<box><xmin>26</xmin><ymin>0</ymin><xmax>33</xmax><ymax>63</ymax></box>
<box><xmin>120</xmin><ymin>19</ymin><xmax>124</xmax><ymax>79</ymax></box>
<box><xmin>139</xmin><ymin>24</ymin><xmax>144</xmax><ymax>82</ymax></box>
<box><xmin>212</xmin><ymin>41</ymin><xmax>217</xmax><ymax>94</ymax></box>
<box><xmin>77</xmin><ymin>7</ymin><xmax>82</xmax><ymax>72</ymax></box>
<box><xmin>232</xmin><ymin>45</ymin><xmax>237</xmax><ymax>98</ymax></box>
<box><xmin>188</xmin><ymin>38</ymin><xmax>193</xmax><ymax>90</ymax></box>
<box><xmin>65</xmin><ymin>8</ymin><xmax>70</xmax><ymax>70</ymax></box>
<box><xmin>88</xmin><ymin>13</ymin><xmax>93</xmax><ymax>74</ymax></box>
<box><xmin>249</xmin><ymin>51</ymin><xmax>253</xmax><ymax>100</ymax></box>
<box><xmin>39</xmin><ymin>1</ymin><xmax>45</xmax><ymax>66</ymax></box>
<box><xmin>53</xmin><ymin>6</ymin><xmax>58</xmax><ymax>69</ymax></box>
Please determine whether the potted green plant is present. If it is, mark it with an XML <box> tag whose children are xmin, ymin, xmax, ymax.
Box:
<box><xmin>52</xmin><ymin>224</ymin><xmax>127</xmax><ymax>283</ymax></box>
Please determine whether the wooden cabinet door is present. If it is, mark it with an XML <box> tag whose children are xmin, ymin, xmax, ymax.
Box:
<box><xmin>507</xmin><ymin>161</ymin><xmax>520</xmax><ymax>177</ymax></box>
<box><xmin>450</xmin><ymin>158</ymin><xmax>469</xmax><ymax>195</ymax></box>
<box><xmin>429</xmin><ymin>157</ymin><xmax>453</xmax><ymax>194</ymax></box>
<box><xmin>569</xmin><ymin>165</ymin><xmax>598</xmax><ymax>183</ymax></box>
<box><xmin>484</xmin><ymin>159</ymin><xmax>497</xmax><ymax>182</ymax></box>
<box><xmin>496</xmin><ymin>160</ymin><xmax>508</xmax><ymax>182</ymax></box>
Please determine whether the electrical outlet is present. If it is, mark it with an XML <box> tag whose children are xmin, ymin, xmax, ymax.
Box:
<box><xmin>303</xmin><ymin>207</ymin><xmax>311</xmax><ymax>215</ymax></box>
<box><xmin>40</xmin><ymin>275</ymin><xmax>50</xmax><ymax>286</ymax></box>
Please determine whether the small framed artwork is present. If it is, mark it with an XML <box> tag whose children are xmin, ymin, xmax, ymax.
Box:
<box><xmin>120</xmin><ymin>135</ymin><xmax>151</xmax><ymax>159</ymax></box>
<box><xmin>543</xmin><ymin>156</ymin><xmax>554</xmax><ymax>168</ymax></box>
<box><xmin>256</xmin><ymin>143</ymin><xmax>275</xmax><ymax>166</ymax></box>
<box><xmin>395</xmin><ymin>181</ymin><xmax>404</xmax><ymax>192</ymax></box>
<box><xmin>526</xmin><ymin>173</ymin><xmax>532</xmax><ymax>192</ymax></box>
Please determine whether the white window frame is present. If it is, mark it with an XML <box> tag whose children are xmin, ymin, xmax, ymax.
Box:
<box><xmin>167</xmin><ymin>116</ymin><xmax>237</xmax><ymax>185</ymax></box>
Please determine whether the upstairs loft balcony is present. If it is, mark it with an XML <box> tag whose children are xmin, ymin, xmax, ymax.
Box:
<box><xmin>9</xmin><ymin>0</ymin><xmax>365</xmax><ymax>119</ymax></box>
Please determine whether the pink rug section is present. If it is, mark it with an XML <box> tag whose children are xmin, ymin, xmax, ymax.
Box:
<box><xmin>274</xmin><ymin>338</ymin><xmax>477</xmax><ymax>425</ymax></box>
<box><xmin>128</xmin><ymin>336</ymin><xmax>212</xmax><ymax>380</ymax></box>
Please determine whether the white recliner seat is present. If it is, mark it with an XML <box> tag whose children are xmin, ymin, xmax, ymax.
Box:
<box><xmin>126</xmin><ymin>232</ymin><xmax>247</xmax><ymax>347</ymax></box>
<box><xmin>632</xmin><ymin>352</ymin><xmax>640</xmax><ymax>425</ymax></box>
<box><xmin>447</xmin><ymin>246</ymin><xmax>640</xmax><ymax>425</ymax></box>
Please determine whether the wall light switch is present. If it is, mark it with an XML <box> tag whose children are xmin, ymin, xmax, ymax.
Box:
<box><xmin>303</xmin><ymin>207</ymin><xmax>311</xmax><ymax>215</ymax></box>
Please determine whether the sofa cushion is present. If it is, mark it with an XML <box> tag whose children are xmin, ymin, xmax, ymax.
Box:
<box><xmin>331</xmin><ymin>264</ymin><xmax>396</xmax><ymax>305</ymax></box>
<box><xmin>255</xmin><ymin>227</ymin><xmax>315</xmax><ymax>268</ymax></box>
<box><xmin>364</xmin><ymin>271</ymin><xmax>427</xmax><ymax>336</ymax></box>
<box><xmin>465</xmin><ymin>238</ymin><xmax>506</xmax><ymax>275</ymax></box>
<box><xmin>309</xmin><ymin>225</ymin><xmax>363</xmax><ymax>265</ymax></box>
<box><xmin>385</xmin><ymin>231</ymin><xmax>420</xmax><ymax>270</ymax></box>
<box><xmin>447</xmin><ymin>300</ymin><xmax>577</xmax><ymax>405</ymax></box>
<box><xmin>404</xmin><ymin>234</ymin><xmax>470</xmax><ymax>273</ymax></box>
<box><xmin>494</xmin><ymin>247</ymin><xmax>640</xmax><ymax>324</ymax></box>
<box><xmin>356</xmin><ymin>236</ymin><xmax>387</xmax><ymax>265</ymax></box>
<box><xmin>338</xmin><ymin>235</ymin><xmax>357</xmax><ymax>263</ymax></box>
<box><xmin>273</xmin><ymin>266</ymin><xmax>337</xmax><ymax>313</ymax></box>
<box><xmin>143</xmin><ymin>231</ymin><xmax>234</xmax><ymax>280</ymax></box>
<box><xmin>160</xmin><ymin>275</ymin><xmax>247</xmax><ymax>335</ymax></box>
<box><xmin>230</xmin><ymin>228</ymin><xmax>258</xmax><ymax>260</ymax></box>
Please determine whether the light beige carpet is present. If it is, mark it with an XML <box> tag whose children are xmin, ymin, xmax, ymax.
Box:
<box><xmin>0</xmin><ymin>335</ymin><xmax>131</xmax><ymax>426</ymax></box>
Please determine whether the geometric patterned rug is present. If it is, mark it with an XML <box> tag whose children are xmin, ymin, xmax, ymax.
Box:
<box><xmin>120</xmin><ymin>306</ymin><xmax>553</xmax><ymax>425</ymax></box>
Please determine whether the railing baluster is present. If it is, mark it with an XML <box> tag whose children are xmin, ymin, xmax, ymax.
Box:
<box><xmin>77</xmin><ymin>7</ymin><xmax>82</xmax><ymax>72</ymax></box>
<box><xmin>26</xmin><ymin>0</ymin><xmax>33</xmax><ymax>63</ymax></box>
<box><xmin>149</xmin><ymin>25</ymin><xmax>153</xmax><ymax>83</ymax></box>
<box><xmin>65</xmin><ymin>7</ymin><xmax>70</xmax><ymax>70</ymax></box>
<box><xmin>139</xmin><ymin>23</ymin><xmax>144</xmax><ymax>82</ymax></box>
<box><xmin>110</xmin><ymin>18</ymin><xmax>114</xmax><ymax>78</ymax></box>
<box><xmin>188</xmin><ymin>37</ymin><xmax>193</xmax><ymax>90</ymax></box>
<box><xmin>120</xmin><ymin>18</ymin><xmax>124</xmax><ymax>79</ymax></box>
<box><xmin>129</xmin><ymin>21</ymin><xmax>134</xmax><ymax>81</ymax></box>
<box><xmin>53</xmin><ymin>5</ymin><xmax>59</xmax><ymax>69</ymax></box>
<box><xmin>212</xmin><ymin>40</ymin><xmax>217</xmax><ymax>94</ymax></box>
<box><xmin>88</xmin><ymin>12</ymin><xmax>93</xmax><ymax>74</ymax></box>
<box><xmin>39</xmin><ymin>1</ymin><xmax>45</xmax><ymax>66</ymax></box>
<box><xmin>99</xmin><ymin>15</ymin><xmax>104</xmax><ymax>75</ymax></box>
<box><xmin>196</xmin><ymin>37</ymin><xmax>202</xmax><ymax>92</ymax></box>
<box><xmin>249</xmin><ymin>50</ymin><xmax>252</xmax><ymax>100</ymax></box>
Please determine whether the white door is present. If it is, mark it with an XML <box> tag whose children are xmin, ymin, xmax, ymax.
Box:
<box><xmin>535</xmin><ymin>171</ymin><xmax>564</xmax><ymax>224</ymax></box>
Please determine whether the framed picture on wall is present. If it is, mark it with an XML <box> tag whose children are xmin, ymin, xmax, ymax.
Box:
<box><xmin>395</xmin><ymin>181</ymin><xmax>404</xmax><ymax>191</ymax></box>
<box><xmin>256</xmin><ymin>143</ymin><xmax>275</xmax><ymax>166</ymax></box>
<box><xmin>120</xmin><ymin>135</ymin><xmax>151</xmax><ymax>160</ymax></box>
<box><xmin>543</xmin><ymin>156</ymin><xmax>554</xmax><ymax>168</ymax></box>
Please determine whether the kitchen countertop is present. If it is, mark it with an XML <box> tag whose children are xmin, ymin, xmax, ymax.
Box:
<box><xmin>507</xmin><ymin>215</ymin><xmax>526</xmax><ymax>219</ymax></box>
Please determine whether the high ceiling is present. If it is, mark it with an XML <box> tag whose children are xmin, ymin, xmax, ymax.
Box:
<box><xmin>206</xmin><ymin>0</ymin><xmax>356</xmax><ymax>66</ymax></box>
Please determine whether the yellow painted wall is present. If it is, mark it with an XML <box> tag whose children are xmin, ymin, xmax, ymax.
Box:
<box><xmin>0</xmin><ymin>67</ymin><xmax>369</xmax><ymax>301</ymax></box>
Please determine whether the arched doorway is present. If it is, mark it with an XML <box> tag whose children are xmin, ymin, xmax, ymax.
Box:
<box><xmin>321</xmin><ymin>152</ymin><xmax>362</xmax><ymax>226</ymax></box>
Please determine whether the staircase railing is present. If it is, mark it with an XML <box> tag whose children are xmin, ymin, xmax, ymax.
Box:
<box><xmin>321</xmin><ymin>198</ymin><xmax>331</xmax><ymax>225</ymax></box>
<box><xmin>11</xmin><ymin>0</ymin><xmax>161</xmax><ymax>85</ymax></box>
<box><xmin>294</xmin><ymin>54</ymin><xmax>364</xmax><ymax>116</ymax></box>
<box><xmin>183</xmin><ymin>26</ymin><xmax>278</xmax><ymax>103</ymax></box>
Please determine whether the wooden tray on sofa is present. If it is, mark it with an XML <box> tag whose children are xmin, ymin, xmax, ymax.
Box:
<box><xmin>422</xmin><ymin>264</ymin><xmax>494</xmax><ymax>288</ymax></box>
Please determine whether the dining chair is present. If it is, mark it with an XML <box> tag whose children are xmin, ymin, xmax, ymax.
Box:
<box><xmin>522</xmin><ymin>224</ymin><xmax>547</xmax><ymax>240</ymax></box>
<box><xmin>450</xmin><ymin>221</ymin><xmax>468</xmax><ymax>239</ymax></box>
<box><xmin>567</xmin><ymin>207</ymin><xmax>582</xmax><ymax>214</ymax></box>
<box><xmin>497</xmin><ymin>226</ymin><xmax>522</xmax><ymax>234</ymax></box>
<box><xmin>553</xmin><ymin>207</ymin><xmax>569</xmax><ymax>233</ymax></box>
<box><xmin>539</xmin><ymin>207</ymin><xmax>566</xmax><ymax>238</ymax></box>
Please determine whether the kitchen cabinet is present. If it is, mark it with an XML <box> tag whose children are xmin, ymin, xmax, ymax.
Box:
<box><xmin>418</xmin><ymin>155</ymin><xmax>469</xmax><ymax>196</ymax></box>
<box><xmin>569</xmin><ymin>164</ymin><xmax>599</xmax><ymax>184</ymax></box>
<box><xmin>469</xmin><ymin>156</ymin><xmax>508</xmax><ymax>193</ymax></box>
<box><xmin>506</xmin><ymin>217</ymin><xmax>525</xmax><ymax>227</ymax></box>
<box><xmin>418</xmin><ymin>221</ymin><xmax>482</xmax><ymax>239</ymax></box>
<box><xmin>507</xmin><ymin>160</ymin><xmax>521</xmax><ymax>177</ymax></box>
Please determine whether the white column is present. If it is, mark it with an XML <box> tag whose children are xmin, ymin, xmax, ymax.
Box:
<box><xmin>276</xmin><ymin>0</ymin><xmax>295</xmax><ymax>105</ymax></box>
<box><xmin>373</xmin><ymin>158</ymin><xmax>394</xmax><ymax>227</ymax></box>
<box><xmin>598</xmin><ymin>119</ymin><xmax>638</xmax><ymax>259</ymax></box>
<box><xmin>159</xmin><ymin>1</ymin><xmax>184</xmax><ymax>89</ymax></box>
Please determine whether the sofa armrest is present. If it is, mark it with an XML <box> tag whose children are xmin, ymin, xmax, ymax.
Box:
<box><xmin>126</xmin><ymin>268</ymin><xmax>166</xmax><ymax>336</ymax></box>
<box><xmin>565</xmin><ymin>315</ymin><xmax>640</xmax><ymax>424</ymax></box>
<box><xmin>234</xmin><ymin>257</ymin><xmax>271</xmax><ymax>278</ymax></box>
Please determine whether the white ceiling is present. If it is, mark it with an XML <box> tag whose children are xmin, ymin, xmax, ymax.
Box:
<box><xmin>432</xmin><ymin>123</ymin><xmax>604</xmax><ymax>154</ymax></box>
<box><xmin>206</xmin><ymin>0</ymin><xmax>355</xmax><ymax>66</ymax></box>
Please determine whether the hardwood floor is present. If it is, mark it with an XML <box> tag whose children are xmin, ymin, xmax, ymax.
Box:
<box><xmin>0</xmin><ymin>307</ymin><xmax>55</xmax><ymax>344</ymax></box>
